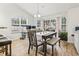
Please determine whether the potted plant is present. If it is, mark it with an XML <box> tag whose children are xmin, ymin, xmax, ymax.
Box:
<box><xmin>58</xmin><ymin>32</ymin><xmax>68</xmax><ymax>41</ymax></box>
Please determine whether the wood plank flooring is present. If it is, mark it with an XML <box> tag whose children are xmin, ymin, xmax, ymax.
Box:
<box><xmin>0</xmin><ymin>38</ymin><xmax>78</xmax><ymax>56</ymax></box>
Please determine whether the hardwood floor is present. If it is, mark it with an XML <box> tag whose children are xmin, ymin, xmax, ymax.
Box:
<box><xmin>0</xmin><ymin>38</ymin><xmax>78</xmax><ymax>56</ymax></box>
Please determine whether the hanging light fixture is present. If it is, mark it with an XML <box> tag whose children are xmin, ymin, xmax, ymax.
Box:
<box><xmin>38</xmin><ymin>14</ymin><xmax>41</xmax><ymax>17</ymax></box>
<box><xmin>34</xmin><ymin>3</ymin><xmax>41</xmax><ymax>18</ymax></box>
<box><xmin>34</xmin><ymin>14</ymin><xmax>37</xmax><ymax>17</ymax></box>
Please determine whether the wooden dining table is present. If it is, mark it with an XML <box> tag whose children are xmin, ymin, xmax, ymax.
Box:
<box><xmin>0</xmin><ymin>39</ymin><xmax>12</xmax><ymax>56</ymax></box>
<box><xmin>36</xmin><ymin>31</ymin><xmax>59</xmax><ymax>56</ymax></box>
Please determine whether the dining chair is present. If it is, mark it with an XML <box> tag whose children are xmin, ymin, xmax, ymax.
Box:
<box><xmin>27</xmin><ymin>29</ymin><xmax>44</xmax><ymax>56</ymax></box>
<box><xmin>46</xmin><ymin>37</ymin><xmax>60</xmax><ymax>56</ymax></box>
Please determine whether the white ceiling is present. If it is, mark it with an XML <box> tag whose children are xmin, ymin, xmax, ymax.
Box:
<box><xmin>17</xmin><ymin>3</ymin><xmax>79</xmax><ymax>17</ymax></box>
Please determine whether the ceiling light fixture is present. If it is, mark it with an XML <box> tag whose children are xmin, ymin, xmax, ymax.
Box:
<box><xmin>34</xmin><ymin>3</ymin><xmax>41</xmax><ymax>18</ymax></box>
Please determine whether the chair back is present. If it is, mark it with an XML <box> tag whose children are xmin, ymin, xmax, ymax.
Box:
<box><xmin>28</xmin><ymin>29</ymin><xmax>37</xmax><ymax>46</ymax></box>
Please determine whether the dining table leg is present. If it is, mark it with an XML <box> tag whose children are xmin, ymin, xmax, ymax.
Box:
<box><xmin>5</xmin><ymin>45</ymin><xmax>8</xmax><ymax>56</ymax></box>
<box><xmin>9</xmin><ymin>43</ymin><xmax>11</xmax><ymax>56</ymax></box>
<box><xmin>52</xmin><ymin>45</ymin><xmax>54</xmax><ymax>56</ymax></box>
<box><xmin>44</xmin><ymin>39</ymin><xmax>47</xmax><ymax>56</ymax></box>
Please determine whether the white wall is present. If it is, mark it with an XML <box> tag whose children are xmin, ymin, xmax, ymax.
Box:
<box><xmin>0</xmin><ymin>3</ymin><xmax>34</xmax><ymax>40</ymax></box>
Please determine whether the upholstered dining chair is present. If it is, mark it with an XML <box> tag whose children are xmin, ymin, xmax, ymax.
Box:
<box><xmin>46</xmin><ymin>37</ymin><xmax>60</xmax><ymax>56</ymax></box>
<box><xmin>27</xmin><ymin>29</ymin><xmax>44</xmax><ymax>56</ymax></box>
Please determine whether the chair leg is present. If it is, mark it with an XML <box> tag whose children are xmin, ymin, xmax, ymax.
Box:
<box><xmin>35</xmin><ymin>47</ymin><xmax>38</xmax><ymax>56</ymax></box>
<box><xmin>28</xmin><ymin>45</ymin><xmax>31</xmax><ymax>54</ymax></box>
<box><xmin>52</xmin><ymin>45</ymin><xmax>54</xmax><ymax>56</ymax></box>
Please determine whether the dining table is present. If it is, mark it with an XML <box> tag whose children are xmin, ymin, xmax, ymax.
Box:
<box><xmin>36</xmin><ymin>31</ymin><xmax>59</xmax><ymax>56</ymax></box>
<box><xmin>0</xmin><ymin>38</ymin><xmax>12</xmax><ymax>56</ymax></box>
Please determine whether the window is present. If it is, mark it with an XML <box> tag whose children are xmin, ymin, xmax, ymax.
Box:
<box><xmin>51</xmin><ymin>19</ymin><xmax>56</xmax><ymax>29</ymax></box>
<box><xmin>62</xmin><ymin>17</ymin><xmax>66</xmax><ymax>25</ymax></box>
<box><xmin>12</xmin><ymin>18</ymin><xmax>19</xmax><ymax>26</ymax></box>
<box><xmin>61</xmin><ymin>17</ymin><xmax>67</xmax><ymax>32</ymax></box>
<box><xmin>21</xmin><ymin>18</ymin><xmax>27</xmax><ymax>25</ymax></box>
